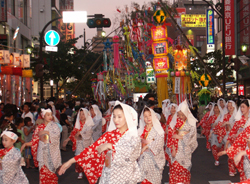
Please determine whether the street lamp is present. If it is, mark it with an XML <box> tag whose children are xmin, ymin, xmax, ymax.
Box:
<box><xmin>101</xmin><ymin>31</ymin><xmax>106</xmax><ymax>37</ymax></box>
<box><xmin>26</xmin><ymin>45</ymin><xmax>33</xmax><ymax>54</ymax></box>
<box><xmin>241</xmin><ymin>43</ymin><xmax>248</xmax><ymax>54</ymax></box>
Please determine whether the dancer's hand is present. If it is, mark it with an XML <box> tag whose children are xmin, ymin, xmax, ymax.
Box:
<box><xmin>172</xmin><ymin>134</ymin><xmax>183</xmax><ymax>140</ymax></box>
<box><xmin>96</xmin><ymin>143</ymin><xmax>113</xmax><ymax>154</ymax></box>
<box><xmin>58</xmin><ymin>158</ymin><xmax>76</xmax><ymax>175</ymax></box>
<box><xmin>20</xmin><ymin>143</ymin><xmax>26</xmax><ymax>153</ymax></box>
<box><xmin>63</xmin><ymin>138</ymin><xmax>70</xmax><ymax>148</ymax></box>
<box><xmin>217</xmin><ymin>151</ymin><xmax>226</xmax><ymax>157</ymax></box>
<box><xmin>234</xmin><ymin>151</ymin><xmax>246</xmax><ymax>166</ymax></box>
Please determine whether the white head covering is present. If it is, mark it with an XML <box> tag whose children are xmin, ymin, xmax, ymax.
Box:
<box><xmin>108</xmin><ymin>101</ymin><xmax>138</xmax><ymax>138</ymax></box>
<box><xmin>48</xmin><ymin>101</ymin><xmax>56</xmax><ymax>116</ymax></box>
<box><xmin>205</xmin><ymin>102</ymin><xmax>213</xmax><ymax>109</ymax></box>
<box><xmin>165</xmin><ymin>103</ymin><xmax>178</xmax><ymax>121</ymax></box>
<box><xmin>235</xmin><ymin>99</ymin><xmax>250</xmax><ymax>121</ymax></box>
<box><xmin>217</xmin><ymin>98</ymin><xmax>228</xmax><ymax>116</ymax></box>
<box><xmin>91</xmin><ymin>105</ymin><xmax>102</xmax><ymax>119</ymax></box>
<box><xmin>226</xmin><ymin>100</ymin><xmax>237</xmax><ymax>123</ymax></box>
<box><xmin>41</xmin><ymin>108</ymin><xmax>52</xmax><ymax>118</ymax></box>
<box><xmin>177</xmin><ymin>100</ymin><xmax>198</xmax><ymax>127</ymax></box>
<box><xmin>75</xmin><ymin>108</ymin><xmax>95</xmax><ymax>129</ymax></box>
<box><xmin>138</xmin><ymin>106</ymin><xmax>164</xmax><ymax>136</ymax></box>
<box><xmin>208</xmin><ymin>103</ymin><xmax>223</xmax><ymax>125</ymax></box>
<box><xmin>1</xmin><ymin>130</ymin><xmax>18</xmax><ymax>141</ymax></box>
<box><xmin>162</xmin><ymin>99</ymin><xmax>171</xmax><ymax>117</ymax></box>
<box><xmin>105</xmin><ymin>101</ymin><xmax>116</xmax><ymax>115</ymax></box>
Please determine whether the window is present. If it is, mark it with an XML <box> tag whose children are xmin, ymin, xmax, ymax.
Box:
<box><xmin>218</xmin><ymin>17</ymin><xmax>222</xmax><ymax>32</ymax></box>
<box><xmin>9</xmin><ymin>0</ymin><xmax>15</xmax><ymax>16</ymax></box>
<box><xmin>196</xmin><ymin>35</ymin><xmax>206</xmax><ymax>47</ymax></box>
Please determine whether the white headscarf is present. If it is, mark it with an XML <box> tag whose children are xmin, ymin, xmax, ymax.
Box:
<box><xmin>225</xmin><ymin>100</ymin><xmax>237</xmax><ymax>123</ymax></box>
<box><xmin>217</xmin><ymin>98</ymin><xmax>228</xmax><ymax>116</ymax></box>
<box><xmin>138</xmin><ymin>106</ymin><xmax>164</xmax><ymax>136</ymax></box>
<box><xmin>75</xmin><ymin>108</ymin><xmax>94</xmax><ymax>129</ymax></box>
<box><xmin>165</xmin><ymin>103</ymin><xmax>178</xmax><ymax>121</ymax></box>
<box><xmin>235</xmin><ymin>99</ymin><xmax>250</xmax><ymax>121</ymax></box>
<box><xmin>1</xmin><ymin>130</ymin><xmax>18</xmax><ymax>141</ymax></box>
<box><xmin>206</xmin><ymin>102</ymin><xmax>213</xmax><ymax>109</ymax></box>
<box><xmin>105</xmin><ymin>101</ymin><xmax>116</xmax><ymax>115</ymax></box>
<box><xmin>162</xmin><ymin>99</ymin><xmax>171</xmax><ymax>117</ymax></box>
<box><xmin>108</xmin><ymin>101</ymin><xmax>138</xmax><ymax>138</ymax></box>
<box><xmin>91</xmin><ymin>105</ymin><xmax>102</xmax><ymax>119</ymax></box>
<box><xmin>177</xmin><ymin>100</ymin><xmax>198</xmax><ymax>127</ymax></box>
<box><xmin>41</xmin><ymin>108</ymin><xmax>52</xmax><ymax>118</ymax></box>
<box><xmin>48</xmin><ymin>101</ymin><xmax>56</xmax><ymax>116</ymax></box>
<box><xmin>208</xmin><ymin>103</ymin><xmax>223</xmax><ymax>125</ymax></box>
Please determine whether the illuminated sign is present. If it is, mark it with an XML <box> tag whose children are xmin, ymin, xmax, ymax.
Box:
<box><xmin>239</xmin><ymin>85</ymin><xmax>244</xmax><ymax>95</ymax></box>
<box><xmin>181</xmin><ymin>14</ymin><xmax>206</xmax><ymax>27</ymax></box>
<box><xmin>151</xmin><ymin>26</ymin><xmax>168</xmax><ymax>41</ymax></box>
<box><xmin>206</xmin><ymin>9</ymin><xmax>215</xmax><ymax>52</ymax></box>
<box><xmin>152</xmin><ymin>41</ymin><xmax>168</xmax><ymax>56</ymax></box>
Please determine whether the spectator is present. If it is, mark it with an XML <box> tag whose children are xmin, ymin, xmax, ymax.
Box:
<box><xmin>15</xmin><ymin>117</ymin><xmax>25</xmax><ymax>156</ymax></box>
<box><xmin>21</xmin><ymin>102</ymin><xmax>35</xmax><ymax>125</ymax></box>
<box><xmin>60</xmin><ymin>105</ymin><xmax>70</xmax><ymax>151</ymax></box>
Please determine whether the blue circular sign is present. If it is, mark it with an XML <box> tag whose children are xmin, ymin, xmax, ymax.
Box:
<box><xmin>44</xmin><ymin>30</ymin><xmax>60</xmax><ymax>46</ymax></box>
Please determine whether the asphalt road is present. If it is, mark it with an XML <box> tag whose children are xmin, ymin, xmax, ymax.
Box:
<box><xmin>24</xmin><ymin>136</ymin><xmax>241</xmax><ymax>184</ymax></box>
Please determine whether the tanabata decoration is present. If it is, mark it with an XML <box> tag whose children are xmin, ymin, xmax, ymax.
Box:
<box><xmin>95</xmin><ymin>72</ymin><xmax>105</xmax><ymax>109</ymax></box>
<box><xmin>91</xmin><ymin>78</ymin><xmax>97</xmax><ymax>100</ymax></box>
<box><xmin>133</xmin><ymin>73</ymin><xmax>150</xmax><ymax>93</ymax></box>
<box><xmin>12</xmin><ymin>67</ymin><xmax>22</xmax><ymax>76</ymax></box>
<box><xmin>1</xmin><ymin>66</ymin><xmax>13</xmax><ymax>75</ymax></box>
<box><xmin>199</xmin><ymin>73</ymin><xmax>211</xmax><ymax>87</ymax></box>
<box><xmin>22</xmin><ymin>69</ymin><xmax>33</xmax><ymax>78</ymax></box>
<box><xmin>113</xmin><ymin>36</ymin><xmax>120</xmax><ymax>69</ymax></box>
<box><xmin>198</xmin><ymin>88</ymin><xmax>211</xmax><ymax>106</ymax></box>
<box><xmin>151</xmin><ymin>10</ymin><xmax>170</xmax><ymax>107</ymax></box>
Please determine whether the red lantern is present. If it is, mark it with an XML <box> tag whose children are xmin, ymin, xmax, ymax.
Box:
<box><xmin>12</xmin><ymin>67</ymin><xmax>22</xmax><ymax>76</ymax></box>
<box><xmin>1</xmin><ymin>66</ymin><xmax>13</xmax><ymax>75</ymax></box>
<box><xmin>22</xmin><ymin>69</ymin><xmax>33</xmax><ymax>78</ymax></box>
<box><xmin>175</xmin><ymin>71</ymin><xmax>180</xmax><ymax>77</ymax></box>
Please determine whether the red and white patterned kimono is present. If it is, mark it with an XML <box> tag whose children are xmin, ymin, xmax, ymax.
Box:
<box><xmin>31</xmin><ymin>122</ymin><xmax>61</xmax><ymax>184</ymax></box>
<box><xmin>0</xmin><ymin>146</ymin><xmax>29</xmax><ymax>184</ymax></box>
<box><xmin>103</xmin><ymin>114</ymin><xmax>111</xmax><ymax>133</ymax></box>
<box><xmin>74</xmin><ymin>128</ymin><xmax>142</xmax><ymax>184</ymax></box>
<box><xmin>226</xmin><ymin>125</ymin><xmax>250</xmax><ymax>181</ymax></box>
<box><xmin>164</xmin><ymin>114</ymin><xmax>173</xmax><ymax>162</ymax></box>
<box><xmin>166</xmin><ymin>118</ymin><xmax>198</xmax><ymax>184</ymax></box>
<box><xmin>69</xmin><ymin>120</ymin><xmax>94</xmax><ymax>173</ymax></box>
<box><xmin>197</xmin><ymin>111</ymin><xmax>210</xmax><ymax>132</ymax></box>
<box><xmin>203</xmin><ymin>115</ymin><xmax>218</xmax><ymax>150</ymax></box>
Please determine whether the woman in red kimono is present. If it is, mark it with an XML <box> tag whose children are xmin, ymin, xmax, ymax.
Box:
<box><xmin>197</xmin><ymin>102</ymin><xmax>213</xmax><ymax>137</ymax></box>
<box><xmin>166</xmin><ymin>100</ymin><xmax>198</xmax><ymax>184</ymax></box>
<box><xmin>63</xmin><ymin>108</ymin><xmax>94</xmax><ymax>179</ymax></box>
<box><xmin>58</xmin><ymin>101</ymin><xmax>142</xmax><ymax>184</ymax></box>
<box><xmin>103</xmin><ymin>101</ymin><xmax>115</xmax><ymax>133</ymax></box>
<box><xmin>21</xmin><ymin>108</ymin><xmax>62</xmax><ymax>184</ymax></box>
<box><xmin>163</xmin><ymin>103</ymin><xmax>178</xmax><ymax>163</ymax></box>
<box><xmin>218</xmin><ymin>99</ymin><xmax>250</xmax><ymax>181</ymax></box>
<box><xmin>212</xmin><ymin>100</ymin><xmax>237</xmax><ymax>175</ymax></box>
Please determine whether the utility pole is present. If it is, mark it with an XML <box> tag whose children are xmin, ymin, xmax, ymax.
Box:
<box><xmin>84</xmin><ymin>28</ymin><xmax>86</xmax><ymax>50</ymax></box>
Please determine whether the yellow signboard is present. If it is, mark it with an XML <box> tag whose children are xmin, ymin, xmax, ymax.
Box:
<box><xmin>181</xmin><ymin>14</ymin><xmax>206</xmax><ymax>27</ymax></box>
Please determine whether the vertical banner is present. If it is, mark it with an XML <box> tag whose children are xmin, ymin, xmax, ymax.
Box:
<box><xmin>25</xmin><ymin>78</ymin><xmax>31</xmax><ymax>102</ymax></box>
<box><xmin>22</xmin><ymin>78</ymin><xmax>26</xmax><ymax>103</ymax></box>
<box><xmin>224</xmin><ymin>0</ymin><xmax>235</xmax><ymax>55</ymax></box>
<box><xmin>206</xmin><ymin>9</ymin><xmax>215</xmax><ymax>52</ymax></box>
<box><xmin>0</xmin><ymin>0</ymin><xmax>7</xmax><ymax>22</ymax></box>
<box><xmin>240</xmin><ymin>0</ymin><xmax>250</xmax><ymax>56</ymax></box>
<box><xmin>14</xmin><ymin>76</ymin><xmax>20</xmax><ymax>106</ymax></box>
<box><xmin>20</xmin><ymin>54</ymin><xmax>30</xmax><ymax>68</ymax></box>
<box><xmin>174</xmin><ymin>77</ymin><xmax>181</xmax><ymax>94</ymax></box>
<box><xmin>6</xmin><ymin>75</ymin><xmax>11</xmax><ymax>104</ymax></box>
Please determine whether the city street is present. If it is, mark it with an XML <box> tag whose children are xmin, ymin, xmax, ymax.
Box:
<box><xmin>24</xmin><ymin>135</ymin><xmax>240</xmax><ymax>184</ymax></box>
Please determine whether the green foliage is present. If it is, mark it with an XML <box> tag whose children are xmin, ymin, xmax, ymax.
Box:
<box><xmin>190</xmin><ymin>50</ymin><xmax>234</xmax><ymax>88</ymax></box>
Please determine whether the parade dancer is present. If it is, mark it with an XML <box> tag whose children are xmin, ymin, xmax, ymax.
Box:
<box><xmin>197</xmin><ymin>102</ymin><xmax>213</xmax><ymax>136</ymax></box>
<box><xmin>219</xmin><ymin>100</ymin><xmax>250</xmax><ymax>181</ymax></box>
<box><xmin>138</xmin><ymin>107</ymin><xmax>165</xmax><ymax>184</ymax></box>
<box><xmin>103</xmin><ymin>101</ymin><xmax>115</xmax><ymax>133</ymax></box>
<box><xmin>0</xmin><ymin>127</ymin><xmax>29</xmax><ymax>184</ymax></box>
<box><xmin>213</xmin><ymin>100</ymin><xmax>237</xmax><ymax>175</ymax></box>
<box><xmin>166</xmin><ymin>100</ymin><xmax>198</xmax><ymax>184</ymax></box>
<box><xmin>63</xmin><ymin>108</ymin><xmax>94</xmax><ymax>179</ymax></box>
<box><xmin>209</xmin><ymin>104</ymin><xmax>224</xmax><ymax>166</ymax></box>
<box><xmin>58</xmin><ymin>101</ymin><xmax>142</xmax><ymax>184</ymax></box>
<box><xmin>90</xmin><ymin>105</ymin><xmax>103</xmax><ymax>142</ymax></box>
<box><xmin>21</xmin><ymin>109</ymin><xmax>62</xmax><ymax>184</ymax></box>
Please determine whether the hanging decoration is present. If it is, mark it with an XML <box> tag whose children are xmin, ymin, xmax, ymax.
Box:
<box><xmin>113</xmin><ymin>36</ymin><xmax>120</xmax><ymax>69</ymax></box>
<box><xmin>199</xmin><ymin>73</ymin><xmax>211</xmax><ymax>87</ymax></box>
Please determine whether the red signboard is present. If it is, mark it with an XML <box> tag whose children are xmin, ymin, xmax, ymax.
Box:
<box><xmin>239</xmin><ymin>0</ymin><xmax>250</xmax><ymax>56</ymax></box>
<box><xmin>174</xmin><ymin>8</ymin><xmax>186</xmax><ymax>19</ymax></box>
<box><xmin>224</xmin><ymin>0</ymin><xmax>235</xmax><ymax>55</ymax></box>
<box><xmin>153</xmin><ymin>56</ymin><xmax>169</xmax><ymax>71</ymax></box>
<box><xmin>239</xmin><ymin>85</ymin><xmax>244</xmax><ymax>96</ymax></box>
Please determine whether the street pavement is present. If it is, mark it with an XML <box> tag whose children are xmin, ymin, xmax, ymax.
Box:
<box><xmin>24</xmin><ymin>135</ymin><xmax>241</xmax><ymax>184</ymax></box>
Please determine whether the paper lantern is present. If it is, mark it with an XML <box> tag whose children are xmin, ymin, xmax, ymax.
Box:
<box><xmin>185</xmin><ymin>71</ymin><xmax>190</xmax><ymax>76</ymax></box>
<box><xmin>199</xmin><ymin>74</ymin><xmax>211</xmax><ymax>87</ymax></box>
<box><xmin>171</xmin><ymin>71</ymin><xmax>175</xmax><ymax>76</ymax></box>
<box><xmin>180</xmin><ymin>71</ymin><xmax>185</xmax><ymax>77</ymax></box>
<box><xmin>153</xmin><ymin>10</ymin><xmax>166</xmax><ymax>24</ymax></box>
<box><xmin>1</xmin><ymin>66</ymin><xmax>13</xmax><ymax>75</ymax></box>
<box><xmin>22</xmin><ymin>69</ymin><xmax>33</xmax><ymax>78</ymax></box>
<box><xmin>12</xmin><ymin>67</ymin><xmax>22</xmax><ymax>76</ymax></box>
<box><xmin>175</xmin><ymin>71</ymin><xmax>180</xmax><ymax>77</ymax></box>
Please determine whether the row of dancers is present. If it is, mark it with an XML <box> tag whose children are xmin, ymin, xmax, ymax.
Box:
<box><xmin>0</xmin><ymin>99</ymin><xmax>199</xmax><ymax>184</ymax></box>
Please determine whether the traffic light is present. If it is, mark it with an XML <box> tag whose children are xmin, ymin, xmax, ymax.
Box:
<box><xmin>87</xmin><ymin>18</ymin><xmax>111</xmax><ymax>28</ymax></box>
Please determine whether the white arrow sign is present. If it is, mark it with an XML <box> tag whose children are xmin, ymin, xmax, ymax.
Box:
<box><xmin>49</xmin><ymin>32</ymin><xmax>56</xmax><ymax>46</ymax></box>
